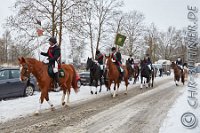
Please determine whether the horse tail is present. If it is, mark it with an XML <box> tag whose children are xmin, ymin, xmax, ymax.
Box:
<box><xmin>69</xmin><ymin>64</ymin><xmax>79</xmax><ymax>93</ymax></box>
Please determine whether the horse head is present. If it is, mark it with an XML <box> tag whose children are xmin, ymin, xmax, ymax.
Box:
<box><xmin>18</xmin><ymin>57</ymin><xmax>31</xmax><ymax>81</ymax></box>
<box><xmin>104</xmin><ymin>54</ymin><xmax>112</xmax><ymax>69</ymax></box>
<box><xmin>86</xmin><ymin>57</ymin><xmax>93</xmax><ymax>70</ymax></box>
<box><xmin>171</xmin><ymin>62</ymin><xmax>176</xmax><ymax>69</ymax></box>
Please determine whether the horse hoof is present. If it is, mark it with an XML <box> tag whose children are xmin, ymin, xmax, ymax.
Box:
<box><xmin>124</xmin><ymin>92</ymin><xmax>127</xmax><ymax>95</ymax></box>
<box><xmin>176</xmin><ymin>84</ymin><xmax>178</xmax><ymax>86</ymax></box>
<box><xmin>34</xmin><ymin>111</ymin><xmax>40</xmax><ymax>116</ymax></box>
<box><xmin>91</xmin><ymin>91</ymin><xmax>93</xmax><ymax>94</ymax></box>
<box><xmin>51</xmin><ymin>107</ymin><xmax>55</xmax><ymax>111</ymax></box>
<box><xmin>62</xmin><ymin>102</ymin><xmax>65</xmax><ymax>106</ymax></box>
<box><xmin>95</xmin><ymin>92</ymin><xmax>97</xmax><ymax>95</ymax></box>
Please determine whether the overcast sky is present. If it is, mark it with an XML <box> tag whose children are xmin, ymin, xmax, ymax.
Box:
<box><xmin>0</xmin><ymin>0</ymin><xmax>199</xmax><ymax>35</ymax></box>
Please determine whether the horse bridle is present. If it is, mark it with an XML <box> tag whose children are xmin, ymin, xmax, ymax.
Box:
<box><xmin>21</xmin><ymin>63</ymin><xmax>31</xmax><ymax>79</ymax></box>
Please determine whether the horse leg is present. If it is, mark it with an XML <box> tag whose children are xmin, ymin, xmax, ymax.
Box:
<box><xmin>61</xmin><ymin>89</ymin><xmax>66</xmax><ymax>106</ymax></box>
<box><xmin>95</xmin><ymin>80</ymin><xmax>98</xmax><ymax>95</ymax></box>
<box><xmin>113</xmin><ymin>83</ymin><xmax>116</xmax><ymax>98</ymax></box>
<box><xmin>90</xmin><ymin>79</ymin><xmax>93</xmax><ymax>94</ymax></box>
<box><xmin>99</xmin><ymin>78</ymin><xmax>102</xmax><ymax>93</ymax></box>
<box><xmin>116</xmin><ymin>82</ymin><xmax>120</xmax><ymax>96</ymax></box>
<box><xmin>124</xmin><ymin>80</ymin><xmax>128</xmax><ymax>95</ymax></box>
<box><xmin>35</xmin><ymin>90</ymin><xmax>46</xmax><ymax>115</ymax></box>
<box><xmin>65</xmin><ymin>84</ymin><xmax>71</xmax><ymax>106</ymax></box>
<box><xmin>140</xmin><ymin>76</ymin><xmax>143</xmax><ymax>89</ymax></box>
<box><xmin>45</xmin><ymin>92</ymin><xmax>55</xmax><ymax>111</ymax></box>
<box><xmin>146</xmin><ymin>78</ymin><xmax>149</xmax><ymax>88</ymax></box>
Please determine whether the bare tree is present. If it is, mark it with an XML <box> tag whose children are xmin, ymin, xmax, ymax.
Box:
<box><xmin>144</xmin><ymin>23</ymin><xmax>159</xmax><ymax>62</ymax></box>
<box><xmin>120</xmin><ymin>10</ymin><xmax>145</xmax><ymax>57</ymax></box>
<box><xmin>75</xmin><ymin>0</ymin><xmax>123</xmax><ymax>59</ymax></box>
<box><xmin>156</xmin><ymin>27</ymin><xmax>186</xmax><ymax>61</ymax></box>
<box><xmin>5</xmin><ymin>0</ymin><xmax>87</xmax><ymax>47</ymax></box>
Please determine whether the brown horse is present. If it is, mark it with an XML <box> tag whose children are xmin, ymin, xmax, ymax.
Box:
<box><xmin>104</xmin><ymin>55</ymin><xmax>129</xmax><ymax>97</ymax></box>
<box><xmin>18</xmin><ymin>57</ymin><xmax>78</xmax><ymax>114</ymax></box>
<box><xmin>171</xmin><ymin>62</ymin><xmax>185</xmax><ymax>86</ymax></box>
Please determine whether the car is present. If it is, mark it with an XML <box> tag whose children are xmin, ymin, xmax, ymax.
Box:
<box><xmin>79</xmin><ymin>71</ymin><xmax>104</xmax><ymax>86</ymax></box>
<box><xmin>76</xmin><ymin>73</ymin><xmax>81</xmax><ymax>88</ymax></box>
<box><xmin>79</xmin><ymin>71</ymin><xmax>90</xmax><ymax>86</ymax></box>
<box><xmin>0</xmin><ymin>67</ymin><xmax>38</xmax><ymax>100</ymax></box>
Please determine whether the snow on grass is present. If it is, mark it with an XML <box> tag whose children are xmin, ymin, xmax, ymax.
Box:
<box><xmin>159</xmin><ymin>74</ymin><xmax>200</xmax><ymax>133</ymax></box>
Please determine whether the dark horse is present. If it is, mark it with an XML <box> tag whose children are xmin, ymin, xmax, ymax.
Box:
<box><xmin>171</xmin><ymin>62</ymin><xmax>185</xmax><ymax>86</ymax></box>
<box><xmin>126</xmin><ymin>61</ymin><xmax>139</xmax><ymax>84</ymax></box>
<box><xmin>86</xmin><ymin>58</ymin><xmax>103</xmax><ymax>94</ymax></box>
<box><xmin>18</xmin><ymin>57</ymin><xmax>78</xmax><ymax>115</ymax></box>
<box><xmin>140</xmin><ymin>60</ymin><xmax>154</xmax><ymax>89</ymax></box>
<box><xmin>104</xmin><ymin>55</ymin><xmax>129</xmax><ymax>97</ymax></box>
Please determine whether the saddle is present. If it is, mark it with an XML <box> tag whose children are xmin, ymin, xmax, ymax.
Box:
<box><xmin>48</xmin><ymin>65</ymin><xmax>65</xmax><ymax>78</ymax></box>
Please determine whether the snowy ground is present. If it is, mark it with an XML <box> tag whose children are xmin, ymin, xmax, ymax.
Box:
<box><xmin>0</xmin><ymin>75</ymin><xmax>169</xmax><ymax>123</ymax></box>
<box><xmin>1</xmin><ymin>73</ymin><xmax>199</xmax><ymax>133</ymax></box>
<box><xmin>159</xmin><ymin>74</ymin><xmax>200</xmax><ymax>133</ymax></box>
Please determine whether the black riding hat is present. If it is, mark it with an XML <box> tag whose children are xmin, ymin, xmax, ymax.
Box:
<box><xmin>111</xmin><ymin>47</ymin><xmax>116</xmax><ymax>51</ymax></box>
<box><xmin>49</xmin><ymin>37</ymin><xmax>57</xmax><ymax>44</ymax></box>
<box><xmin>96</xmin><ymin>50</ymin><xmax>100</xmax><ymax>54</ymax></box>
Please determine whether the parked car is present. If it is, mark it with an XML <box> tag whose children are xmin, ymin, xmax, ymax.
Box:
<box><xmin>76</xmin><ymin>73</ymin><xmax>81</xmax><ymax>88</ymax></box>
<box><xmin>79</xmin><ymin>71</ymin><xmax>90</xmax><ymax>86</ymax></box>
<box><xmin>0</xmin><ymin>67</ymin><xmax>38</xmax><ymax>100</ymax></box>
<box><xmin>79</xmin><ymin>71</ymin><xmax>104</xmax><ymax>86</ymax></box>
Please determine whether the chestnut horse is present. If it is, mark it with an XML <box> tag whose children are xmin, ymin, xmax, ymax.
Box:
<box><xmin>105</xmin><ymin>55</ymin><xmax>129</xmax><ymax>97</ymax></box>
<box><xmin>171</xmin><ymin>62</ymin><xmax>185</xmax><ymax>86</ymax></box>
<box><xmin>18</xmin><ymin>57</ymin><xmax>78</xmax><ymax>114</ymax></box>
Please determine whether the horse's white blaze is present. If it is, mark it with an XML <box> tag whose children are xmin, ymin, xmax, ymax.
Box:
<box><xmin>105</xmin><ymin>59</ymin><xmax>108</xmax><ymax>69</ymax></box>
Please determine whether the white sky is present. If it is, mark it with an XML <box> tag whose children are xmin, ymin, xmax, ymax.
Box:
<box><xmin>0</xmin><ymin>0</ymin><xmax>199</xmax><ymax>34</ymax></box>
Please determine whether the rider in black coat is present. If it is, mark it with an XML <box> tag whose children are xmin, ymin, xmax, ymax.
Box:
<box><xmin>41</xmin><ymin>37</ymin><xmax>61</xmax><ymax>90</ymax></box>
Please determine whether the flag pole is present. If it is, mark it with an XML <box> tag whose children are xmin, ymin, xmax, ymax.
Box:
<box><xmin>37</xmin><ymin>36</ymin><xmax>40</xmax><ymax>61</ymax></box>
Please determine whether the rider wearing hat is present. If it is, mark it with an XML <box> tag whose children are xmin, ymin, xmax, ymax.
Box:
<box><xmin>41</xmin><ymin>37</ymin><xmax>61</xmax><ymax>91</ymax></box>
<box><xmin>128</xmin><ymin>54</ymin><xmax>134</xmax><ymax>69</ymax></box>
<box><xmin>176</xmin><ymin>57</ymin><xmax>183</xmax><ymax>71</ymax></box>
<box><xmin>111</xmin><ymin>47</ymin><xmax>124</xmax><ymax>80</ymax></box>
<box><xmin>145</xmin><ymin>53</ymin><xmax>152</xmax><ymax>71</ymax></box>
<box><xmin>95</xmin><ymin>49</ymin><xmax>104</xmax><ymax>76</ymax></box>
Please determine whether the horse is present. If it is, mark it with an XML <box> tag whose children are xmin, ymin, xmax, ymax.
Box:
<box><xmin>18</xmin><ymin>57</ymin><xmax>78</xmax><ymax>114</ymax></box>
<box><xmin>86</xmin><ymin>57</ymin><xmax>103</xmax><ymax>94</ymax></box>
<box><xmin>126</xmin><ymin>61</ymin><xmax>139</xmax><ymax>84</ymax></box>
<box><xmin>140</xmin><ymin>60</ymin><xmax>154</xmax><ymax>89</ymax></box>
<box><xmin>171</xmin><ymin>62</ymin><xmax>185</xmax><ymax>86</ymax></box>
<box><xmin>104</xmin><ymin>55</ymin><xmax>129</xmax><ymax>97</ymax></box>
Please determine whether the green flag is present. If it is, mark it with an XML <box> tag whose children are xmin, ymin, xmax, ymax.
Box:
<box><xmin>115</xmin><ymin>33</ymin><xmax>126</xmax><ymax>47</ymax></box>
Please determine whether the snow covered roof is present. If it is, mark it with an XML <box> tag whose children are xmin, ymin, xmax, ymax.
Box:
<box><xmin>155</xmin><ymin>60</ymin><xmax>171</xmax><ymax>65</ymax></box>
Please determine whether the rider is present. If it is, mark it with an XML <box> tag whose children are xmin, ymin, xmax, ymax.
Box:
<box><xmin>176</xmin><ymin>57</ymin><xmax>183</xmax><ymax>71</ymax></box>
<box><xmin>41</xmin><ymin>37</ymin><xmax>61</xmax><ymax>91</ymax></box>
<box><xmin>111</xmin><ymin>47</ymin><xmax>124</xmax><ymax>80</ymax></box>
<box><xmin>128</xmin><ymin>54</ymin><xmax>134</xmax><ymax>69</ymax></box>
<box><xmin>95</xmin><ymin>49</ymin><xmax>104</xmax><ymax>76</ymax></box>
<box><xmin>145</xmin><ymin>53</ymin><xmax>152</xmax><ymax>72</ymax></box>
